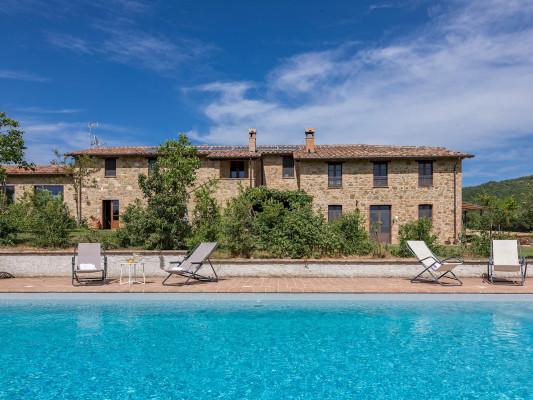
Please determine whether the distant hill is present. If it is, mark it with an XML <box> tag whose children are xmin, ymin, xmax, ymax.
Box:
<box><xmin>463</xmin><ymin>175</ymin><xmax>533</xmax><ymax>204</ymax></box>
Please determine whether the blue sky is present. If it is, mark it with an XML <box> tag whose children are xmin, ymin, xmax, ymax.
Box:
<box><xmin>1</xmin><ymin>0</ymin><xmax>532</xmax><ymax>186</ymax></box>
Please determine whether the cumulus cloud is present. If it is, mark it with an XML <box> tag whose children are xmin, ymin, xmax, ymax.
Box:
<box><xmin>190</xmin><ymin>0</ymin><xmax>533</xmax><ymax>156</ymax></box>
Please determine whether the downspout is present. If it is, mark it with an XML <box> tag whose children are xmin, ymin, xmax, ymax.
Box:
<box><xmin>249</xmin><ymin>157</ymin><xmax>253</xmax><ymax>188</ymax></box>
<box><xmin>453</xmin><ymin>159</ymin><xmax>458</xmax><ymax>243</ymax></box>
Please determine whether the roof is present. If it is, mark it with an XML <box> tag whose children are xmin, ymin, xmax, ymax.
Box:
<box><xmin>2</xmin><ymin>165</ymin><xmax>69</xmax><ymax>175</ymax></box>
<box><xmin>462</xmin><ymin>202</ymin><xmax>484</xmax><ymax>211</ymax></box>
<box><xmin>66</xmin><ymin>143</ymin><xmax>472</xmax><ymax>160</ymax></box>
<box><xmin>293</xmin><ymin>145</ymin><xmax>474</xmax><ymax>160</ymax></box>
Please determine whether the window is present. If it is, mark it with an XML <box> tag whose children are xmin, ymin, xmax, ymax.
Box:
<box><xmin>328</xmin><ymin>163</ymin><xmax>342</xmax><ymax>188</ymax></box>
<box><xmin>373</xmin><ymin>162</ymin><xmax>388</xmax><ymax>187</ymax></box>
<box><xmin>328</xmin><ymin>205</ymin><xmax>342</xmax><ymax>222</ymax></box>
<box><xmin>229</xmin><ymin>161</ymin><xmax>247</xmax><ymax>179</ymax></box>
<box><xmin>34</xmin><ymin>185</ymin><xmax>64</xmax><ymax>198</ymax></box>
<box><xmin>419</xmin><ymin>204</ymin><xmax>433</xmax><ymax>220</ymax></box>
<box><xmin>112</xmin><ymin>200</ymin><xmax>120</xmax><ymax>221</ymax></box>
<box><xmin>282</xmin><ymin>156</ymin><xmax>295</xmax><ymax>178</ymax></box>
<box><xmin>2</xmin><ymin>185</ymin><xmax>15</xmax><ymax>204</ymax></box>
<box><xmin>148</xmin><ymin>158</ymin><xmax>157</xmax><ymax>175</ymax></box>
<box><xmin>105</xmin><ymin>158</ymin><xmax>117</xmax><ymax>177</ymax></box>
<box><xmin>418</xmin><ymin>161</ymin><xmax>433</xmax><ymax>187</ymax></box>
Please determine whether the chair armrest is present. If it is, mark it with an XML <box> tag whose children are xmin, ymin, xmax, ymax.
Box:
<box><xmin>72</xmin><ymin>256</ymin><xmax>75</xmax><ymax>272</ymax></box>
<box><xmin>418</xmin><ymin>256</ymin><xmax>438</xmax><ymax>263</ymax></box>
<box><xmin>103</xmin><ymin>256</ymin><xmax>108</xmax><ymax>274</ymax></box>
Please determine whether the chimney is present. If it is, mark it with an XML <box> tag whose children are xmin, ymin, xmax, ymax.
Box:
<box><xmin>248</xmin><ymin>128</ymin><xmax>257</xmax><ymax>152</ymax></box>
<box><xmin>305</xmin><ymin>128</ymin><xmax>316</xmax><ymax>153</ymax></box>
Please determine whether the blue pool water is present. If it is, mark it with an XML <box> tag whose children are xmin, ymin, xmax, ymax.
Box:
<box><xmin>1</xmin><ymin>296</ymin><xmax>533</xmax><ymax>399</ymax></box>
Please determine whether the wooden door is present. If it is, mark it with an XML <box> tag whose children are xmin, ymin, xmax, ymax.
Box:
<box><xmin>102</xmin><ymin>200</ymin><xmax>120</xmax><ymax>229</ymax></box>
<box><xmin>370</xmin><ymin>205</ymin><xmax>391</xmax><ymax>244</ymax></box>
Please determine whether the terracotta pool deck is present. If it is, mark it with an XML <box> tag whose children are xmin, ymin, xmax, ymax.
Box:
<box><xmin>1</xmin><ymin>277</ymin><xmax>532</xmax><ymax>293</ymax></box>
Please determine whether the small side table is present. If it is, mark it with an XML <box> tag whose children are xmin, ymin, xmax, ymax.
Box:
<box><xmin>119</xmin><ymin>262</ymin><xmax>146</xmax><ymax>285</ymax></box>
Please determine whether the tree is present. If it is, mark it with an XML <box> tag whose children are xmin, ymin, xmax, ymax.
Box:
<box><xmin>0</xmin><ymin>112</ymin><xmax>32</xmax><ymax>205</ymax></box>
<box><xmin>120</xmin><ymin>134</ymin><xmax>200</xmax><ymax>249</ymax></box>
<box><xmin>187</xmin><ymin>179</ymin><xmax>221</xmax><ymax>249</ymax></box>
<box><xmin>52</xmin><ymin>150</ymin><xmax>98</xmax><ymax>224</ymax></box>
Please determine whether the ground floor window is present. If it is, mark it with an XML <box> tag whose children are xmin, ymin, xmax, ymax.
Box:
<box><xmin>370</xmin><ymin>205</ymin><xmax>392</xmax><ymax>244</ymax></box>
<box><xmin>328</xmin><ymin>205</ymin><xmax>342</xmax><ymax>222</ymax></box>
<box><xmin>34</xmin><ymin>185</ymin><xmax>64</xmax><ymax>198</ymax></box>
<box><xmin>418</xmin><ymin>204</ymin><xmax>433</xmax><ymax>220</ymax></box>
<box><xmin>2</xmin><ymin>185</ymin><xmax>15</xmax><ymax>204</ymax></box>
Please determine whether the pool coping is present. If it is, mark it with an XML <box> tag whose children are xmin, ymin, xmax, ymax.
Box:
<box><xmin>2</xmin><ymin>292</ymin><xmax>533</xmax><ymax>301</ymax></box>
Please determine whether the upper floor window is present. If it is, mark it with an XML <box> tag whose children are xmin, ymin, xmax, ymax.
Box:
<box><xmin>328</xmin><ymin>205</ymin><xmax>342</xmax><ymax>222</ymax></box>
<box><xmin>34</xmin><ymin>185</ymin><xmax>64</xmax><ymax>198</ymax></box>
<box><xmin>105</xmin><ymin>158</ymin><xmax>117</xmax><ymax>177</ymax></box>
<box><xmin>282</xmin><ymin>156</ymin><xmax>295</xmax><ymax>178</ymax></box>
<box><xmin>229</xmin><ymin>160</ymin><xmax>247</xmax><ymax>179</ymax></box>
<box><xmin>373</xmin><ymin>162</ymin><xmax>388</xmax><ymax>187</ymax></box>
<box><xmin>328</xmin><ymin>163</ymin><xmax>342</xmax><ymax>188</ymax></box>
<box><xmin>419</xmin><ymin>204</ymin><xmax>433</xmax><ymax>220</ymax></box>
<box><xmin>2</xmin><ymin>185</ymin><xmax>15</xmax><ymax>204</ymax></box>
<box><xmin>418</xmin><ymin>161</ymin><xmax>433</xmax><ymax>187</ymax></box>
<box><xmin>148</xmin><ymin>158</ymin><xmax>157</xmax><ymax>175</ymax></box>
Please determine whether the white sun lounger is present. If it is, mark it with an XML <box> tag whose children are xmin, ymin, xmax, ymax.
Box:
<box><xmin>488</xmin><ymin>240</ymin><xmax>527</xmax><ymax>285</ymax></box>
<box><xmin>162</xmin><ymin>242</ymin><xmax>218</xmax><ymax>285</ymax></box>
<box><xmin>72</xmin><ymin>243</ymin><xmax>107</xmax><ymax>286</ymax></box>
<box><xmin>407</xmin><ymin>240</ymin><xmax>464</xmax><ymax>285</ymax></box>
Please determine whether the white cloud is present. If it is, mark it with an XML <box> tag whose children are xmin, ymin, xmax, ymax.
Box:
<box><xmin>0</xmin><ymin>69</ymin><xmax>48</xmax><ymax>82</ymax></box>
<box><xmin>20</xmin><ymin>121</ymin><xmax>137</xmax><ymax>163</ymax></box>
<box><xmin>47</xmin><ymin>18</ymin><xmax>214</xmax><ymax>75</ymax></box>
<box><xmin>17</xmin><ymin>106</ymin><xmax>84</xmax><ymax>114</ymax></box>
<box><xmin>190</xmin><ymin>0</ymin><xmax>533</xmax><ymax>155</ymax></box>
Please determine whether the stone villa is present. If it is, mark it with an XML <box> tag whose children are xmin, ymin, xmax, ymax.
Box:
<box><xmin>3</xmin><ymin>129</ymin><xmax>473</xmax><ymax>244</ymax></box>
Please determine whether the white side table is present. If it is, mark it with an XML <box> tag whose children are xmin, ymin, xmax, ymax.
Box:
<box><xmin>119</xmin><ymin>262</ymin><xmax>146</xmax><ymax>285</ymax></box>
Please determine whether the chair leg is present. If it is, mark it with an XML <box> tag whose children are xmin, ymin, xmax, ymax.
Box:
<box><xmin>162</xmin><ymin>273</ymin><xmax>173</xmax><ymax>285</ymax></box>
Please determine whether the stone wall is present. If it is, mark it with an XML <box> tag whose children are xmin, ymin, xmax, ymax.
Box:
<box><xmin>299</xmin><ymin>158</ymin><xmax>462</xmax><ymax>244</ymax></box>
<box><xmin>6</xmin><ymin>155</ymin><xmax>463</xmax><ymax>244</ymax></box>
<box><xmin>0</xmin><ymin>252</ymin><xmax>498</xmax><ymax>278</ymax></box>
<box><xmin>6</xmin><ymin>175</ymin><xmax>77</xmax><ymax>216</ymax></box>
<box><xmin>262</xmin><ymin>155</ymin><xmax>299</xmax><ymax>190</ymax></box>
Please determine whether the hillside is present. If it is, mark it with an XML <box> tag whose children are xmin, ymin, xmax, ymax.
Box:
<box><xmin>463</xmin><ymin>175</ymin><xmax>533</xmax><ymax>203</ymax></box>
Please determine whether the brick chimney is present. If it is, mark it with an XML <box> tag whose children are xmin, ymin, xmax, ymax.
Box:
<box><xmin>248</xmin><ymin>128</ymin><xmax>257</xmax><ymax>152</ymax></box>
<box><xmin>305</xmin><ymin>128</ymin><xmax>316</xmax><ymax>153</ymax></box>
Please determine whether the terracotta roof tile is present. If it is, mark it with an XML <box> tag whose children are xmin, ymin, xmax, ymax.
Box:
<box><xmin>65</xmin><ymin>143</ymin><xmax>473</xmax><ymax>160</ymax></box>
<box><xmin>2</xmin><ymin>165</ymin><xmax>69</xmax><ymax>175</ymax></box>
<box><xmin>293</xmin><ymin>144</ymin><xmax>473</xmax><ymax>160</ymax></box>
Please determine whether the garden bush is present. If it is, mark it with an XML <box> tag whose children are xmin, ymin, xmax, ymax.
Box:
<box><xmin>326</xmin><ymin>211</ymin><xmax>373</xmax><ymax>256</ymax></box>
<box><xmin>187</xmin><ymin>181</ymin><xmax>221</xmax><ymax>250</ymax></box>
<box><xmin>392</xmin><ymin>219</ymin><xmax>439</xmax><ymax>257</ymax></box>
<box><xmin>12</xmin><ymin>190</ymin><xmax>76</xmax><ymax>248</ymax></box>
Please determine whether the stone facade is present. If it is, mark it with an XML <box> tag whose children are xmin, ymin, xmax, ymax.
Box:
<box><xmin>5</xmin><ymin>132</ymin><xmax>470</xmax><ymax>244</ymax></box>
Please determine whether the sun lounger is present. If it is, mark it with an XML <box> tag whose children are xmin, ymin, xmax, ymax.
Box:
<box><xmin>488</xmin><ymin>240</ymin><xmax>527</xmax><ymax>285</ymax></box>
<box><xmin>162</xmin><ymin>242</ymin><xmax>218</xmax><ymax>285</ymax></box>
<box><xmin>72</xmin><ymin>243</ymin><xmax>107</xmax><ymax>286</ymax></box>
<box><xmin>407</xmin><ymin>240</ymin><xmax>463</xmax><ymax>285</ymax></box>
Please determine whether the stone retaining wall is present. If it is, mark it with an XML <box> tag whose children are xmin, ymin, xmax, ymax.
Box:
<box><xmin>1</xmin><ymin>253</ymin><xmax>527</xmax><ymax>279</ymax></box>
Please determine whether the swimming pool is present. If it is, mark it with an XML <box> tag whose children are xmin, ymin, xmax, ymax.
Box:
<box><xmin>1</xmin><ymin>294</ymin><xmax>532</xmax><ymax>399</ymax></box>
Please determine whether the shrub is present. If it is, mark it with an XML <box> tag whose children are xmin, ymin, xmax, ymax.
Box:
<box><xmin>187</xmin><ymin>180</ymin><xmax>221</xmax><ymax>249</ymax></box>
<box><xmin>119</xmin><ymin>135</ymin><xmax>199</xmax><ymax>249</ymax></box>
<box><xmin>392</xmin><ymin>219</ymin><xmax>439</xmax><ymax>258</ymax></box>
<box><xmin>0</xmin><ymin>201</ymin><xmax>18</xmax><ymax>245</ymax></box>
<box><xmin>326</xmin><ymin>211</ymin><xmax>373</xmax><ymax>256</ymax></box>
<box><xmin>17</xmin><ymin>190</ymin><xmax>76</xmax><ymax>248</ymax></box>
<box><xmin>76</xmin><ymin>228</ymin><xmax>121</xmax><ymax>250</ymax></box>
<box><xmin>220</xmin><ymin>186</ymin><xmax>326</xmax><ymax>258</ymax></box>
<box><xmin>220</xmin><ymin>186</ymin><xmax>255</xmax><ymax>257</ymax></box>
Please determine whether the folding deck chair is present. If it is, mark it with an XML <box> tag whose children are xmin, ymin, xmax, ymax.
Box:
<box><xmin>488</xmin><ymin>240</ymin><xmax>528</xmax><ymax>286</ymax></box>
<box><xmin>72</xmin><ymin>243</ymin><xmax>107</xmax><ymax>286</ymax></box>
<box><xmin>162</xmin><ymin>242</ymin><xmax>218</xmax><ymax>285</ymax></box>
<box><xmin>407</xmin><ymin>240</ymin><xmax>464</xmax><ymax>286</ymax></box>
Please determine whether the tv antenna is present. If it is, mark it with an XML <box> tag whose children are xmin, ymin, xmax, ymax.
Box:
<box><xmin>88</xmin><ymin>122</ymin><xmax>101</xmax><ymax>147</ymax></box>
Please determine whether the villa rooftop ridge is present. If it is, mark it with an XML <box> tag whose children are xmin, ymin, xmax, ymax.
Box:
<box><xmin>65</xmin><ymin>142</ymin><xmax>473</xmax><ymax>159</ymax></box>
